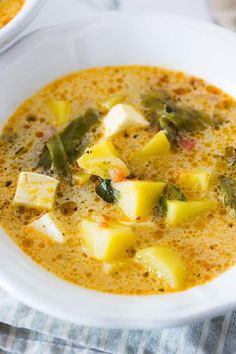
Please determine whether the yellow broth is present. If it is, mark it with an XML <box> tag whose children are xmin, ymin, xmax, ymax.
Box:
<box><xmin>1</xmin><ymin>66</ymin><xmax>236</xmax><ymax>295</ymax></box>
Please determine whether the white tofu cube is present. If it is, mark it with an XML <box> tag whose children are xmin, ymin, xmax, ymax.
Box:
<box><xmin>13</xmin><ymin>172</ymin><xmax>59</xmax><ymax>210</ymax></box>
<box><xmin>27</xmin><ymin>213</ymin><xmax>64</xmax><ymax>243</ymax></box>
<box><xmin>103</xmin><ymin>104</ymin><xmax>149</xmax><ymax>137</ymax></box>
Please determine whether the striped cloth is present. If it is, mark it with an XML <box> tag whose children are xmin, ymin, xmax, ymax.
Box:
<box><xmin>0</xmin><ymin>287</ymin><xmax>235</xmax><ymax>353</ymax></box>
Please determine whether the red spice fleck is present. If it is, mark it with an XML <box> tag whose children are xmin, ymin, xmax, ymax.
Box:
<box><xmin>102</xmin><ymin>215</ymin><xmax>111</xmax><ymax>221</ymax></box>
<box><xmin>99</xmin><ymin>221</ymin><xmax>109</xmax><ymax>228</ymax></box>
<box><xmin>110</xmin><ymin>168</ymin><xmax>126</xmax><ymax>182</ymax></box>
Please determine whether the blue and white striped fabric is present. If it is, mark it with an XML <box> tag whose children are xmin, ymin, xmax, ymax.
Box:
<box><xmin>0</xmin><ymin>288</ymin><xmax>235</xmax><ymax>354</ymax></box>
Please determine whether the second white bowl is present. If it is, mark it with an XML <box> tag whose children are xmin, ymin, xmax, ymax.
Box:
<box><xmin>0</xmin><ymin>0</ymin><xmax>45</xmax><ymax>53</ymax></box>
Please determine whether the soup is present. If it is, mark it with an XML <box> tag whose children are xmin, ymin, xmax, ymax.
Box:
<box><xmin>1</xmin><ymin>66</ymin><xmax>236</xmax><ymax>295</ymax></box>
<box><xmin>0</xmin><ymin>0</ymin><xmax>25</xmax><ymax>29</ymax></box>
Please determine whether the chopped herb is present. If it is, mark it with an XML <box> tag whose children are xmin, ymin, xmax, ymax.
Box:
<box><xmin>219</xmin><ymin>175</ymin><xmax>236</xmax><ymax>212</ymax></box>
<box><xmin>159</xmin><ymin>183</ymin><xmax>186</xmax><ymax>216</ymax></box>
<box><xmin>15</xmin><ymin>146</ymin><xmax>24</xmax><ymax>155</ymax></box>
<box><xmin>60</xmin><ymin>201</ymin><xmax>77</xmax><ymax>216</ymax></box>
<box><xmin>126</xmin><ymin>173</ymin><xmax>138</xmax><ymax>179</ymax></box>
<box><xmin>95</xmin><ymin>179</ymin><xmax>118</xmax><ymax>204</ymax></box>
<box><xmin>15</xmin><ymin>141</ymin><xmax>33</xmax><ymax>157</ymax></box>
<box><xmin>1</xmin><ymin>131</ymin><xmax>18</xmax><ymax>143</ymax></box>
<box><xmin>212</xmin><ymin>116</ymin><xmax>224</xmax><ymax>130</ymax></box>
<box><xmin>46</xmin><ymin>134</ymin><xmax>72</xmax><ymax>184</ymax></box>
<box><xmin>5</xmin><ymin>180</ymin><xmax>12</xmax><ymax>187</ymax></box>
<box><xmin>26</xmin><ymin>115</ymin><xmax>37</xmax><ymax>122</ymax></box>
<box><xmin>225</xmin><ymin>146</ymin><xmax>236</xmax><ymax>167</ymax></box>
<box><xmin>38</xmin><ymin>109</ymin><xmax>99</xmax><ymax>170</ymax></box>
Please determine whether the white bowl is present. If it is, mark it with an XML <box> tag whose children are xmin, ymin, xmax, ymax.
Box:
<box><xmin>0</xmin><ymin>13</ymin><xmax>236</xmax><ymax>329</ymax></box>
<box><xmin>0</xmin><ymin>0</ymin><xmax>45</xmax><ymax>53</ymax></box>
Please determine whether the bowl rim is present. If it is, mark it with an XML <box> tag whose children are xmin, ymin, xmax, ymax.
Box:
<box><xmin>0</xmin><ymin>0</ymin><xmax>45</xmax><ymax>52</ymax></box>
<box><xmin>1</xmin><ymin>12</ymin><xmax>236</xmax><ymax>329</ymax></box>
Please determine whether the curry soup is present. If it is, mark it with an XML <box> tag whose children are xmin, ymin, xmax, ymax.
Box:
<box><xmin>0</xmin><ymin>0</ymin><xmax>25</xmax><ymax>29</ymax></box>
<box><xmin>1</xmin><ymin>66</ymin><xmax>236</xmax><ymax>295</ymax></box>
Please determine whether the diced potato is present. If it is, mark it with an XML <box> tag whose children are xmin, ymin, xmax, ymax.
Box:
<box><xmin>77</xmin><ymin>139</ymin><xmax>129</xmax><ymax>179</ymax></box>
<box><xmin>112</xmin><ymin>180</ymin><xmax>166</xmax><ymax>220</ymax></box>
<box><xmin>49</xmin><ymin>100</ymin><xmax>71</xmax><ymax>125</ymax></box>
<box><xmin>73</xmin><ymin>171</ymin><xmax>91</xmax><ymax>186</ymax></box>
<box><xmin>103</xmin><ymin>103</ymin><xmax>149</xmax><ymax>137</ymax></box>
<box><xmin>135</xmin><ymin>130</ymin><xmax>170</xmax><ymax>158</ymax></box>
<box><xmin>101</xmin><ymin>94</ymin><xmax>126</xmax><ymax>110</ymax></box>
<box><xmin>26</xmin><ymin>213</ymin><xmax>64</xmax><ymax>243</ymax></box>
<box><xmin>103</xmin><ymin>259</ymin><xmax>133</xmax><ymax>275</ymax></box>
<box><xmin>179</xmin><ymin>168</ymin><xmax>213</xmax><ymax>191</ymax></box>
<box><xmin>13</xmin><ymin>172</ymin><xmax>59</xmax><ymax>210</ymax></box>
<box><xmin>166</xmin><ymin>200</ymin><xmax>215</xmax><ymax>226</ymax></box>
<box><xmin>135</xmin><ymin>245</ymin><xmax>186</xmax><ymax>289</ymax></box>
<box><xmin>80</xmin><ymin>219</ymin><xmax>135</xmax><ymax>261</ymax></box>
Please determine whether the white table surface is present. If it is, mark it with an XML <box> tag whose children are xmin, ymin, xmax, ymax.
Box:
<box><xmin>23</xmin><ymin>0</ymin><xmax>213</xmax><ymax>39</ymax></box>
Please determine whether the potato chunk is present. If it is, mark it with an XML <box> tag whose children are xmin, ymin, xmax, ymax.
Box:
<box><xmin>80</xmin><ymin>219</ymin><xmax>135</xmax><ymax>261</ymax></box>
<box><xmin>77</xmin><ymin>139</ymin><xmax>129</xmax><ymax>179</ymax></box>
<box><xmin>166</xmin><ymin>200</ymin><xmax>215</xmax><ymax>225</ymax></box>
<box><xmin>103</xmin><ymin>104</ymin><xmax>149</xmax><ymax>137</ymax></box>
<box><xmin>49</xmin><ymin>100</ymin><xmax>71</xmax><ymax>125</ymax></box>
<box><xmin>27</xmin><ymin>213</ymin><xmax>64</xmax><ymax>243</ymax></box>
<box><xmin>179</xmin><ymin>168</ymin><xmax>212</xmax><ymax>191</ymax></box>
<box><xmin>13</xmin><ymin>172</ymin><xmax>59</xmax><ymax>210</ymax></box>
<box><xmin>101</xmin><ymin>94</ymin><xmax>126</xmax><ymax>110</ymax></box>
<box><xmin>112</xmin><ymin>180</ymin><xmax>166</xmax><ymax>220</ymax></box>
<box><xmin>135</xmin><ymin>245</ymin><xmax>186</xmax><ymax>289</ymax></box>
<box><xmin>103</xmin><ymin>259</ymin><xmax>133</xmax><ymax>275</ymax></box>
<box><xmin>135</xmin><ymin>130</ymin><xmax>170</xmax><ymax>158</ymax></box>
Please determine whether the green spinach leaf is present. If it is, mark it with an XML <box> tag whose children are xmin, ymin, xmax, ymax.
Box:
<box><xmin>95</xmin><ymin>179</ymin><xmax>118</xmax><ymax>204</ymax></box>
<box><xmin>142</xmin><ymin>91</ymin><xmax>209</xmax><ymax>145</ymax></box>
<box><xmin>46</xmin><ymin>134</ymin><xmax>72</xmax><ymax>184</ymax></box>
<box><xmin>219</xmin><ymin>175</ymin><xmax>236</xmax><ymax>212</ymax></box>
<box><xmin>38</xmin><ymin>109</ymin><xmax>99</xmax><ymax>170</ymax></box>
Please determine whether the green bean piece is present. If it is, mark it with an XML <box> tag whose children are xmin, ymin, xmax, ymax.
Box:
<box><xmin>46</xmin><ymin>134</ymin><xmax>72</xmax><ymax>184</ymax></box>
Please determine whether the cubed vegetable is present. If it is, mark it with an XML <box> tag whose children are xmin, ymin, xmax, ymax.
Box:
<box><xmin>112</xmin><ymin>180</ymin><xmax>166</xmax><ymax>220</ymax></box>
<box><xmin>101</xmin><ymin>94</ymin><xmax>126</xmax><ymax>110</ymax></box>
<box><xmin>103</xmin><ymin>104</ymin><xmax>149</xmax><ymax>137</ymax></box>
<box><xmin>80</xmin><ymin>219</ymin><xmax>135</xmax><ymax>261</ymax></box>
<box><xmin>27</xmin><ymin>213</ymin><xmax>64</xmax><ymax>243</ymax></box>
<box><xmin>135</xmin><ymin>245</ymin><xmax>186</xmax><ymax>289</ymax></box>
<box><xmin>166</xmin><ymin>200</ymin><xmax>215</xmax><ymax>225</ymax></box>
<box><xmin>77</xmin><ymin>139</ymin><xmax>129</xmax><ymax>179</ymax></box>
<box><xmin>179</xmin><ymin>168</ymin><xmax>212</xmax><ymax>191</ymax></box>
<box><xmin>103</xmin><ymin>259</ymin><xmax>133</xmax><ymax>275</ymax></box>
<box><xmin>13</xmin><ymin>172</ymin><xmax>59</xmax><ymax>210</ymax></box>
<box><xmin>73</xmin><ymin>171</ymin><xmax>91</xmax><ymax>186</ymax></box>
<box><xmin>135</xmin><ymin>130</ymin><xmax>170</xmax><ymax>158</ymax></box>
<box><xmin>49</xmin><ymin>100</ymin><xmax>71</xmax><ymax>125</ymax></box>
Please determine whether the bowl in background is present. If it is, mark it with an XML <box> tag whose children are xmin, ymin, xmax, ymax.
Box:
<box><xmin>0</xmin><ymin>0</ymin><xmax>45</xmax><ymax>53</ymax></box>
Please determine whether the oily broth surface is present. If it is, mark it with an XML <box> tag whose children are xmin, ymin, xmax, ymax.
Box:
<box><xmin>1</xmin><ymin>66</ymin><xmax>236</xmax><ymax>294</ymax></box>
<box><xmin>0</xmin><ymin>0</ymin><xmax>25</xmax><ymax>29</ymax></box>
